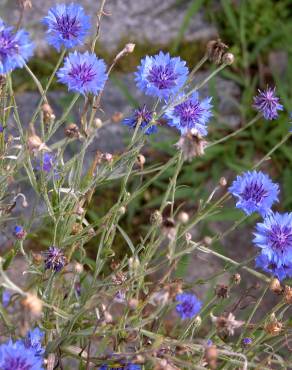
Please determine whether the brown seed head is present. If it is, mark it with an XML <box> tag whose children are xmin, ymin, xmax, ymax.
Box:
<box><xmin>42</xmin><ymin>103</ymin><xmax>55</xmax><ymax>124</ymax></box>
<box><xmin>284</xmin><ymin>285</ymin><xmax>292</xmax><ymax>304</ymax></box>
<box><xmin>206</xmin><ymin>39</ymin><xmax>229</xmax><ymax>64</ymax></box>
<box><xmin>269</xmin><ymin>278</ymin><xmax>283</xmax><ymax>294</ymax></box>
<box><xmin>215</xmin><ymin>284</ymin><xmax>229</xmax><ymax>299</ymax></box>
<box><xmin>232</xmin><ymin>273</ymin><xmax>241</xmax><ymax>285</ymax></box>
<box><xmin>64</xmin><ymin>123</ymin><xmax>80</xmax><ymax>138</ymax></box>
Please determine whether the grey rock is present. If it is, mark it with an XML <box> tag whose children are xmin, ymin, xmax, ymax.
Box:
<box><xmin>1</xmin><ymin>0</ymin><xmax>217</xmax><ymax>54</ymax></box>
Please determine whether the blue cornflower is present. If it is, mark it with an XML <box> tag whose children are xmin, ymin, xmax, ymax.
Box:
<box><xmin>253</xmin><ymin>87</ymin><xmax>283</xmax><ymax>120</ymax></box>
<box><xmin>36</xmin><ymin>152</ymin><xmax>57</xmax><ymax>173</ymax></box>
<box><xmin>44</xmin><ymin>246</ymin><xmax>66</xmax><ymax>272</ymax></box>
<box><xmin>255</xmin><ymin>253</ymin><xmax>292</xmax><ymax>281</ymax></box>
<box><xmin>99</xmin><ymin>365</ymin><xmax>141</xmax><ymax>370</ymax></box>
<box><xmin>24</xmin><ymin>328</ymin><xmax>45</xmax><ymax>357</ymax></box>
<box><xmin>253</xmin><ymin>212</ymin><xmax>292</xmax><ymax>270</ymax></box>
<box><xmin>2</xmin><ymin>290</ymin><xmax>11</xmax><ymax>308</ymax></box>
<box><xmin>42</xmin><ymin>3</ymin><xmax>90</xmax><ymax>51</ymax></box>
<box><xmin>242</xmin><ymin>337</ymin><xmax>253</xmax><ymax>347</ymax></box>
<box><xmin>0</xmin><ymin>339</ymin><xmax>44</xmax><ymax>369</ymax></box>
<box><xmin>135</xmin><ymin>51</ymin><xmax>188</xmax><ymax>99</ymax></box>
<box><xmin>57</xmin><ymin>51</ymin><xmax>107</xmax><ymax>95</ymax></box>
<box><xmin>228</xmin><ymin>170</ymin><xmax>279</xmax><ymax>216</ymax></box>
<box><xmin>164</xmin><ymin>92</ymin><xmax>212</xmax><ymax>135</ymax></box>
<box><xmin>0</xmin><ymin>18</ymin><xmax>34</xmax><ymax>74</ymax></box>
<box><xmin>122</xmin><ymin>105</ymin><xmax>157</xmax><ymax>135</ymax></box>
<box><xmin>175</xmin><ymin>292</ymin><xmax>202</xmax><ymax>320</ymax></box>
<box><xmin>13</xmin><ymin>225</ymin><xmax>27</xmax><ymax>240</ymax></box>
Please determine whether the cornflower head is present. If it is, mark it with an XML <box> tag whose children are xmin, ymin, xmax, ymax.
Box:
<box><xmin>44</xmin><ymin>246</ymin><xmax>66</xmax><ymax>272</ymax></box>
<box><xmin>253</xmin><ymin>212</ymin><xmax>292</xmax><ymax>273</ymax></box>
<box><xmin>42</xmin><ymin>3</ymin><xmax>90</xmax><ymax>51</ymax></box>
<box><xmin>0</xmin><ymin>339</ymin><xmax>44</xmax><ymax>370</ymax></box>
<box><xmin>122</xmin><ymin>105</ymin><xmax>157</xmax><ymax>135</ymax></box>
<box><xmin>135</xmin><ymin>51</ymin><xmax>188</xmax><ymax>100</ymax></box>
<box><xmin>165</xmin><ymin>92</ymin><xmax>213</xmax><ymax>136</ymax></box>
<box><xmin>36</xmin><ymin>152</ymin><xmax>57</xmax><ymax>173</ymax></box>
<box><xmin>253</xmin><ymin>87</ymin><xmax>283</xmax><ymax>120</ymax></box>
<box><xmin>57</xmin><ymin>51</ymin><xmax>107</xmax><ymax>95</ymax></box>
<box><xmin>228</xmin><ymin>170</ymin><xmax>279</xmax><ymax>216</ymax></box>
<box><xmin>0</xmin><ymin>18</ymin><xmax>34</xmax><ymax>74</ymax></box>
<box><xmin>175</xmin><ymin>292</ymin><xmax>202</xmax><ymax>320</ymax></box>
<box><xmin>24</xmin><ymin>328</ymin><xmax>45</xmax><ymax>357</ymax></box>
<box><xmin>13</xmin><ymin>225</ymin><xmax>27</xmax><ymax>240</ymax></box>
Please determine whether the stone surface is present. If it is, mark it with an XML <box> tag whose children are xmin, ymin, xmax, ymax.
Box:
<box><xmin>1</xmin><ymin>0</ymin><xmax>217</xmax><ymax>54</ymax></box>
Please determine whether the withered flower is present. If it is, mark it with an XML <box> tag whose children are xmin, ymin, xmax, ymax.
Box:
<box><xmin>265</xmin><ymin>314</ymin><xmax>283</xmax><ymax>336</ymax></box>
<box><xmin>215</xmin><ymin>284</ymin><xmax>229</xmax><ymax>299</ymax></box>
<box><xmin>206</xmin><ymin>39</ymin><xmax>229</xmax><ymax>65</ymax></box>
<box><xmin>211</xmin><ymin>312</ymin><xmax>244</xmax><ymax>336</ymax></box>
<box><xmin>284</xmin><ymin>285</ymin><xmax>292</xmax><ymax>304</ymax></box>
<box><xmin>175</xmin><ymin>130</ymin><xmax>208</xmax><ymax>161</ymax></box>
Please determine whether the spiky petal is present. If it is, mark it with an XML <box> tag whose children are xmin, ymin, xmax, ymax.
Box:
<box><xmin>253</xmin><ymin>87</ymin><xmax>283</xmax><ymax>120</ymax></box>
<box><xmin>122</xmin><ymin>105</ymin><xmax>157</xmax><ymax>135</ymax></box>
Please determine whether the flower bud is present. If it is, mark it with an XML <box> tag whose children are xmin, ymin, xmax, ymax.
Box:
<box><xmin>42</xmin><ymin>103</ymin><xmax>55</xmax><ymax>124</ymax></box>
<box><xmin>232</xmin><ymin>273</ymin><xmax>241</xmax><ymax>285</ymax></box>
<box><xmin>119</xmin><ymin>206</ymin><xmax>126</xmax><ymax>215</ymax></box>
<box><xmin>265</xmin><ymin>314</ymin><xmax>283</xmax><ymax>336</ymax></box>
<box><xmin>74</xmin><ymin>262</ymin><xmax>84</xmax><ymax>274</ymax></box>
<box><xmin>94</xmin><ymin>118</ymin><xmax>103</xmax><ymax>129</ymax></box>
<box><xmin>137</xmin><ymin>154</ymin><xmax>146</xmax><ymax>167</ymax></box>
<box><xmin>150</xmin><ymin>210</ymin><xmax>163</xmax><ymax>226</ymax></box>
<box><xmin>111</xmin><ymin>112</ymin><xmax>123</xmax><ymax>123</ymax></box>
<box><xmin>284</xmin><ymin>285</ymin><xmax>292</xmax><ymax>304</ymax></box>
<box><xmin>269</xmin><ymin>278</ymin><xmax>283</xmax><ymax>294</ymax></box>
<box><xmin>64</xmin><ymin>123</ymin><xmax>80</xmax><ymax>138</ymax></box>
<box><xmin>125</xmin><ymin>43</ymin><xmax>135</xmax><ymax>53</ymax></box>
<box><xmin>178</xmin><ymin>211</ymin><xmax>189</xmax><ymax>224</ymax></box>
<box><xmin>222</xmin><ymin>52</ymin><xmax>235</xmax><ymax>65</ymax></box>
<box><xmin>219</xmin><ymin>177</ymin><xmax>227</xmax><ymax>187</ymax></box>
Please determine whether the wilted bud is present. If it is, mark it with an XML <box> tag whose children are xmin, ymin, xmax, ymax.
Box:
<box><xmin>204</xmin><ymin>344</ymin><xmax>218</xmax><ymax>370</ymax></box>
<box><xmin>119</xmin><ymin>206</ymin><xmax>126</xmax><ymax>215</ymax></box>
<box><xmin>222</xmin><ymin>52</ymin><xmax>235</xmax><ymax>65</ymax></box>
<box><xmin>42</xmin><ymin>103</ymin><xmax>55</xmax><ymax>124</ymax></box>
<box><xmin>125</xmin><ymin>43</ymin><xmax>135</xmax><ymax>53</ymax></box>
<box><xmin>265</xmin><ymin>314</ymin><xmax>282</xmax><ymax>336</ymax></box>
<box><xmin>232</xmin><ymin>273</ymin><xmax>241</xmax><ymax>285</ymax></box>
<box><xmin>206</xmin><ymin>39</ymin><xmax>229</xmax><ymax>65</ymax></box>
<box><xmin>64</xmin><ymin>123</ymin><xmax>80</xmax><ymax>139</ymax></box>
<box><xmin>22</xmin><ymin>293</ymin><xmax>43</xmax><ymax>317</ymax></box>
<box><xmin>137</xmin><ymin>154</ymin><xmax>146</xmax><ymax>168</ymax></box>
<box><xmin>219</xmin><ymin>177</ymin><xmax>227</xmax><ymax>187</ymax></box>
<box><xmin>94</xmin><ymin>118</ymin><xmax>103</xmax><ymax>129</ymax></box>
<box><xmin>283</xmin><ymin>285</ymin><xmax>292</xmax><ymax>304</ymax></box>
<box><xmin>111</xmin><ymin>111</ymin><xmax>123</xmax><ymax>123</ymax></box>
<box><xmin>178</xmin><ymin>211</ymin><xmax>189</xmax><ymax>224</ymax></box>
<box><xmin>150</xmin><ymin>210</ymin><xmax>163</xmax><ymax>226</ymax></box>
<box><xmin>215</xmin><ymin>284</ymin><xmax>229</xmax><ymax>299</ymax></box>
<box><xmin>204</xmin><ymin>236</ymin><xmax>213</xmax><ymax>246</ymax></box>
<box><xmin>27</xmin><ymin>133</ymin><xmax>49</xmax><ymax>152</ymax></box>
<box><xmin>269</xmin><ymin>278</ymin><xmax>283</xmax><ymax>294</ymax></box>
<box><xmin>74</xmin><ymin>262</ymin><xmax>84</xmax><ymax>274</ymax></box>
<box><xmin>176</xmin><ymin>130</ymin><xmax>208</xmax><ymax>161</ymax></box>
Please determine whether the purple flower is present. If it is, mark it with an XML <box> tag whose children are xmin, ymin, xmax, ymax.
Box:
<box><xmin>255</xmin><ymin>253</ymin><xmax>292</xmax><ymax>281</ymax></box>
<box><xmin>135</xmin><ymin>51</ymin><xmax>188</xmax><ymax>99</ymax></box>
<box><xmin>13</xmin><ymin>225</ymin><xmax>27</xmax><ymax>240</ymax></box>
<box><xmin>42</xmin><ymin>3</ymin><xmax>90</xmax><ymax>51</ymax></box>
<box><xmin>0</xmin><ymin>339</ymin><xmax>44</xmax><ymax>369</ymax></box>
<box><xmin>0</xmin><ymin>124</ymin><xmax>4</xmax><ymax>133</ymax></box>
<box><xmin>44</xmin><ymin>246</ymin><xmax>66</xmax><ymax>272</ymax></box>
<box><xmin>165</xmin><ymin>92</ymin><xmax>212</xmax><ymax>135</ymax></box>
<box><xmin>122</xmin><ymin>105</ymin><xmax>157</xmax><ymax>135</ymax></box>
<box><xmin>57</xmin><ymin>51</ymin><xmax>108</xmax><ymax>95</ymax></box>
<box><xmin>253</xmin><ymin>87</ymin><xmax>283</xmax><ymax>120</ymax></box>
<box><xmin>24</xmin><ymin>328</ymin><xmax>45</xmax><ymax>357</ymax></box>
<box><xmin>253</xmin><ymin>212</ymin><xmax>292</xmax><ymax>269</ymax></box>
<box><xmin>242</xmin><ymin>337</ymin><xmax>252</xmax><ymax>347</ymax></box>
<box><xmin>229</xmin><ymin>170</ymin><xmax>279</xmax><ymax>216</ymax></box>
<box><xmin>0</xmin><ymin>18</ymin><xmax>34</xmax><ymax>74</ymax></box>
<box><xmin>2</xmin><ymin>290</ymin><xmax>11</xmax><ymax>308</ymax></box>
<box><xmin>175</xmin><ymin>292</ymin><xmax>202</xmax><ymax>320</ymax></box>
<box><xmin>36</xmin><ymin>152</ymin><xmax>56</xmax><ymax>173</ymax></box>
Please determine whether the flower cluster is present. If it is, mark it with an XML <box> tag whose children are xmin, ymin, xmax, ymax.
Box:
<box><xmin>0</xmin><ymin>328</ymin><xmax>44</xmax><ymax>369</ymax></box>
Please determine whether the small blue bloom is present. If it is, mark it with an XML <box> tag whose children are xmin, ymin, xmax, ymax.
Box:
<box><xmin>0</xmin><ymin>18</ymin><xmax>34</xmax><ymax>74</ymax></box>
<box><xmin>57</xmin><ymin>51</ymin><xmax>108</xmax><ymax>95</ymax></box>
<box><xmin>99</xmin><ymin>364</ymin><xmax>141</xmax><ymax>370</ymax></box>
<box><xmin>0</xmin><ymin>124</ymin><xmax>4</xmax><ymax>133</ymax></box>
<box><xmin>122</xmin><ymin>105</ymin><xmax>157</xmax><ymax>135</ymax></box>
<box><xmin>229</xmin><ymin>170</ymin><xmax>279</xmax><ymax>216</ymax></box>
<box><xmin>135</xmin><ymin>51</ymin><xmax>188</xmax><ymax>99</ymax></box>
<box><xmin>253</xmin><ymin>87</ymin><xmax>283</xmax><ymax>120</ymax></box>
<box><xmin>242</xmin><ymin>337</ymin><xmax>252</xmax><ymax>347</ymax></box>
<box><xmin>255</xmin><ymin>253</ymin><xmax>292</xmax><ymax>281</ymax></box>
<box><xmin>44</xmin><ymin>246</ymin><xmax>66</xmax><ymax>272</ymax></box>
<box><xmin>0</xmin><ymin>339</ymin><xmax>44</xmax><ymax>369</ymax></box>
<box><xmin>24</xmin><ymin>328</ymin><xmax>45</xmax><ymax>357</ymax></box>
<box><xmin>36</xmin><ymin>152</ymin><xmax>56</xmax><ymax>173</ymax></box>
<box><xmin>42</xmin><ymin>3</ymin><xmax>90</xmax><ymax>51</ymax></box>
<box><xmin>175</xmin><ymin>292</ymin><xmax>202</xmax><ymax>320</ymax></box>
<box><xmin>2</xmin><ymin>290</ymin><xmax>11</xmax><ymax>308</ymax></box>
<box><xmin>164</xmin><ymin>92</ymin><xmax>212</xmax><ymax>135</ymax></box>
<box><xmin>13</xmin><ymin>225</ymin><xmax>27</xmax><ymax>240</ymax></box>
<box><xmin>253</xmin><ymin>212</ymin><xmax>292</xmax><ymax>270</ymax></box>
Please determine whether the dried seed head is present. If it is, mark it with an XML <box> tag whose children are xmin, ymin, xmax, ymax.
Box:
<box><xmin>111</xmin><ymin>111</ymin><xmax>123</xmax><ymax>123</ymax></box>
<box><xmin>232</xmin><ymin>273</ymin><xmax>241</xmax><ymax>285</ymax></box>
<box><xmin>21</xmin><ymin>293</ymin><xmax>43</xmax><ymax>317</ymax></box>
<box><xmin>206</xmin><ymin>39</ymin><xmax>229</xmax><ymax>64</ymax></box>
<box><xmin>19</xmin><ymin>0</ymin><xmax>32</xmax><ymax>10</ymax></box>
<box><xmin>265</xmin><ymin>315</ymin><xmax>283</xmax><ymax>336</ymax></box>
<box><xmin>72</xmin><ymin>223</ymin><xmax>83</xmax><ymax>235</ymax></box>
<box><xmin>150</xmin><ymin>210</ymin><xmax>163</xmax><ymax>226</ymax></box>
<box><xmin>137</xmin><ymin>154</ymin><xmax>146</xmax><ymax>167</ymax></box>
<box><xmin>222</xmin><ymin>52</ymin><xmax>235</xmax><ymax>65</ymax></box>
<box><xmin>177</xmin><ymin>211</ymin><xmax>189</xmax><ymax>224</ymax></box>
<box><xmin>112</xmin><ymin>271</ymin><xmax>127</xmax><ymax>285</ymax></box>
<box><xmin>176</xmin><ymin>130</ymin><xmax>208</xmax><ymax>161</ymax></box>
<box><xmin>204</xmin><ymin>344</ymin><xmax>218</xmax><ymax>370</ymax></box>
<box><xmin>269</xmin><ymin>278</ymin><xmax>283</xmax><ymax>294</ymax></box>
<box><xmin>215</xmin><ymin>284</ymin><xmax>229</xmax><ymax>299</ymax></box>
<box><xmin>219</xmin><ymin>176</ymin><xmax>227</xmax><ymax>187</ymax></box>
<box><xmin>27</xmin><ymin>133</ymin><xmax>49</xmax><ymax>152</ymax></box>
<box><xmin>211</xmin><ymin>312</ymin><xmax>244</xmax><ymax>336</ymax></box>
<box><xmin>283</xmin><ymin>285</ymin><xmax>292</xmax><ymax>304</ymax></box>
<box><xmin>0</xmin><ymin>74</ymin><xmax>6</xmax><ymax>89</ymax></box>
<box><xmin>42</xmin><ymin>103</ymin><xmax>55</xmax><ymax>124</ymax></box>
<box><xmin>64</xmin><ymin>123</ymin><xmax>80</xmax><ymax>138</ymax></box>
